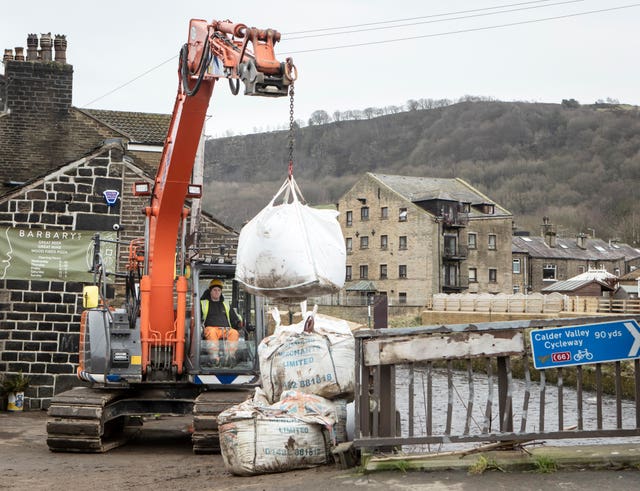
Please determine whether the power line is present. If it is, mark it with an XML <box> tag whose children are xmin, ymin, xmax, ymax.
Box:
<box><xmin>285</xmin><ymin>0</ymin><xmax>583</xmax><ymax>37</ymax></box>
<box><xmin>83</xmin><ymin>54</ymin><xmax>177</xmax><ymax>107</ymax></box>
<box><xmin>83</xmin><ymin>2</ymin><xmax>638</xmax><ymax>107</ymax></box>
<box><xmin>280</xmin><ymin>4</ymin><xmax>640</xmax><ymax>55</ymax></box>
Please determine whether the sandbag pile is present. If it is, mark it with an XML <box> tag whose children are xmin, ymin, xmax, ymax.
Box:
<box><xmin>218</xmin><ymin>306</ymin><xmax>355</xmax><ymax>476</ymax></box>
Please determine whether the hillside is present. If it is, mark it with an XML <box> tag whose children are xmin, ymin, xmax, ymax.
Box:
<box><xmin>203</xmin><ymin>100</ymin><xmax>640</xmax><ymax>244</ymax></box>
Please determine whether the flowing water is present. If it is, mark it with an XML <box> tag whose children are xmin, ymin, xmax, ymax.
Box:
<box><xmin>393</xmin><ymin>366</ymin><xmax>638</xmax><ymax>452</ymax></box>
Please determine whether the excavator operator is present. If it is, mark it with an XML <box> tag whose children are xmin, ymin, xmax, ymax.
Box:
<box><xmin>201</xmin><ymin>279</ymin><xmax>243</xmax><ymax>365</ymax></box>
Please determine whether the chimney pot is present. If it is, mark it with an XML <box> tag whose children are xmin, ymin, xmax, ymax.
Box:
<box><xmin>14</xmin><ymin>46</ymin><xmax>25</xmax><ymax>61</ymax></box>
<box><xmin>26</xmin><ymin>33</ymin><xmax>38</xmax><ymax>61</ymax></box>
<box><xmin>39</xmin><ymin>32</ymin><xmax>52</xmax><ymax>61</ymax></box>
<box><xmin>54</xmin><ymin>34</ymin><xmax>67</xmax><ymax>63</ymax></box>
<box><xmin>3</xmin><ymin>48</ymin><xmax>14</xmax><ymax>62</ymax></box>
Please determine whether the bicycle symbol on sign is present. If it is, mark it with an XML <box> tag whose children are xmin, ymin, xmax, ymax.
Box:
<box><xmin>573</xmin><ymin>349</ymin><xmax>593</xmax><ymax>362</ymax></box>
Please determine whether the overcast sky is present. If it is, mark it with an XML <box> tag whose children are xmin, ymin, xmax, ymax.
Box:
<box><xmin>2</xmin><ymin>0</ymin><xmax>638</xmax><ymax>138</ymax></box>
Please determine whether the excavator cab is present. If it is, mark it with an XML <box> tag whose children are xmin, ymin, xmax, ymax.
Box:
<box><xmin>186</xmin><ymin>261</ymin><xmax>266</xmax><ymax>380</ymax></box>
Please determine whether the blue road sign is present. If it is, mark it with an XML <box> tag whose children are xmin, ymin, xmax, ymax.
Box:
<box><xmin>530</xmin><ymin>319</ymin><xmax>640</xmax><ymax>369</ymax></box>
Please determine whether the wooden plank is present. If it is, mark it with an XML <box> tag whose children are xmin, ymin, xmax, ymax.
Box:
<box><xmin>363</xmin><ymin>331</ymin><xmax>524</xmax><ymax>366</ymax></box>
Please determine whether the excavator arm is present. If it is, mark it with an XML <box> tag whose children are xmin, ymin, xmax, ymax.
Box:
<box><xmin>136</xmin><ymin>18</ymin><xmax>294</xmax><ymax>375</ymax></box>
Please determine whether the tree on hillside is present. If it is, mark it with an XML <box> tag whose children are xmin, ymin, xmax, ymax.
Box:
<box><xmin>308</xmin><ymin>110</ymin><xmax>331</xmax><ymax>126</ymax></box>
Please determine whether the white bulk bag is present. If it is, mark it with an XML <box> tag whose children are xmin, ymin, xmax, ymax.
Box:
<box><xmin>258</xmin><ymin>309</ymin><xmax>355</xmax><ymax>403</ymax></box>
<box><xmin>235</xmin><ymin>176</ymin><xmax>346</xmax><ymax>299</ymax></box>
<box><xmin>218</xmin><ymin>390</ymin><xmax>335</xmax><ymax>476</ymax></box>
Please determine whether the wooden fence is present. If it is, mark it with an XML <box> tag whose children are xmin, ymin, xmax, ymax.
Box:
<box><xmin>429</xmin><ymin>293</ymin><xmax>640</xmax><ymax>315</ymax></box>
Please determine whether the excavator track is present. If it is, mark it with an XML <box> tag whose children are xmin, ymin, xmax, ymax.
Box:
<box><xmin>192</xmin><ymin>389</ymin><xmax>252</xmax><ymax>454</ymax></box>
<box><xmin>46</xmin><ymin>386</ymin><xmax>140</xmax><ymax>453</ymax></box>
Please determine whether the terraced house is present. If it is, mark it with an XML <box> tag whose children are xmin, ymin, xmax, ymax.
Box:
<box><xmin>337</xmin><ymin>173</ymin><xmax>513</xmax><ymax>305</ymax></box>
<box><xmin>0</xmin><ymin>33</ymin><xmax>236</xmax><ymax>408</ymax></box>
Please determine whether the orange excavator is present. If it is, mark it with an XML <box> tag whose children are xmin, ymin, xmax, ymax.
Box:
<box><xmin>46</xmin><ymin>18</ymin><xmax>296</xmax><ymax>453</ymax></box>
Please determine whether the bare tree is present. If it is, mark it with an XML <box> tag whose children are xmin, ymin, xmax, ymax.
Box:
<box><xmin>308</xmin><ymin>110</ymin><xmax>331</xmax><ymax>126</ymax></box>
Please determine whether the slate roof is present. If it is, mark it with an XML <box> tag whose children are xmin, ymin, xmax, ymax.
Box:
<box><xmin>512</xmin><ymin>235</ymin><xmax>640</xmax><ymax>261</ymax></box>
<box><xmin>78</xmin><ymin>109</ymin><xmax>171</xmax><ymax>145</ymax></box>
<box><xmin>369</xmin><ymin>173</ymin><xmax>511</xmax><ymax>217</ymax></box>
<box><xmin>620</xmin><ymin>268</ymin><xmax>640</xmax><ymax>281</ymax></box>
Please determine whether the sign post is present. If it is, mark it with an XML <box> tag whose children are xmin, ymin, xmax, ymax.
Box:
<box><xmin>530</xmin><ymin>319</ymin><xmax>640</xmax><ymax>369</ymax></box>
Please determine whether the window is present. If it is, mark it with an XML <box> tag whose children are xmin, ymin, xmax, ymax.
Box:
<box><xmin>379</xmin><ymin>264</ymin><xmax>387</xmax><ymax>279</ymax></box>
<box><xmin>398</xmin><ymin>292</ymin><xmax>407</xmax><ymax>304</ymax></box>
<box><xmin>399</xmin><ymin>208</ymin><xmax>408</xmax><ymax>222</ymax></box>
<box><xmin>360</xmin><ymin>206</ymin><xmax>369</xmax><ymax>221</ymax></box>
<box><xmin>513</xmin><ymin>285</ymin><xmax>520</xmax><ymax>293</ymax></box>
<box><xmin>489</xmin><ymin>268</ymin><xmax>497</xmax><ymax>283</ymax></box>
<box><xmin>380</xmin><ymin>206</ymin><xmax>388</xmax><ymax>219</ymax></box>
<box><xmin>345</xmin><ymin>266</ymin><xmax>352</xmax><ymax>281</ymax></box>
<box><xmin>399</xmin><ymin>236</ymin><xmax>407</xmax><ymax>250</ymax></box>
<box><xmin>359</xmin><ymin>265</ymin><xmax>368</xmax><ymax>279</ymax></box>
<box><xmin>468</xmin><ymin>233</ymin><xmax>477</xmax><ymax>249</ymax></box>
<box><xmin>468</xmin><ymin>267</ymin><xmax>477</xmax><ymax>283</ymax></box>
<box><xmin>346</xmin><ymin>211</ymin><xmax>353</xmax><ymax>227</ymax></box>
<box><xmin>543</xmin><ymin>263</ymin><xmax>557</xmax><ymax>281</ymax></box>
<box><xmin>488</xmin><ymin>234</ymin><xmax>497</xmax><ymax>250</ymax></box>
<box><xmin>444</xmin><ymin>235</ymin><xmax>456</xmax><ymax>256</ymax></box>
<box><xmin>399</xmin><ymin>265</ymin><xmax>407</xmax><ymax>278</ymax></box>
<box><xmin>360</xmin><ymin>236</ymin><xmax>369</xmax><ymax>249</ymax></box>
<box><xmin>345</xmin><ymin>237</ymin><xmax>353</xmax><ymax>253</ymax></box>
<box><xmin>512</xmin><ymin>258</ymin><xmax>521</xmax><ymax>274</ymax></box>
<box><xmin>380</xmin><ymin>235</ymin><xmax>388</xmax><ymax>250</ymax></box>
<box><xmin>578</xmin><ymin>265</ymin><xmax>586</xmax><ymax>274</ymax></box>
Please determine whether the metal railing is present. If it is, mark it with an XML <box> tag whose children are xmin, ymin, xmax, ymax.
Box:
<box><xmin>443</xmin><ymin>244</ymin><xmax>468</xmax><ymax>259</ymax></box>
<box><xmin>354</xmin><ymin>315</ymin><xmax>640</xmax><ymax>453</ymax></box>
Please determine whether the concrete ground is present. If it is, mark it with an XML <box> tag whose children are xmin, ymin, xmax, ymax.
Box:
<box><xmin>2</xmin><ymin>410</ymin><xmax>640</xmax><ymax>490</ymax></box>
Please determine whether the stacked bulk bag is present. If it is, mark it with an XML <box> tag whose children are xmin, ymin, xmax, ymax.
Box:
<box><xmin>218</xmin><ymin>390</ymin><xmax>336</xmax><ymax>476</ymax></box>
<box><xmin>235</xmin><ymin>176</ymin><xmax>346</xmax><ymax>299</ymax></box>
<box><xmin>258</xmin><ymin>306</ymin><xmax>355</xmax><ymax>404</ymax></box>
<box><xmin>219</xmin><ymin>305</ymin><xmax>357</xmax><ymax>475</ymax></box>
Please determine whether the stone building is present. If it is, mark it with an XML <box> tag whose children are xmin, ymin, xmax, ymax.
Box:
<box><xmin>512</xmin><ymin>217</ymin><xmax>640</xmax><ymax>293</ymax></box>
<box><xmin>337</xmin><ymin>173</ymin><xmax>513</xmax><ymax>305</ymax></box>
<box><xmin>0</xmin><ymin>33</ymin><xmax>237</xmax><ymax>408</ymax></box>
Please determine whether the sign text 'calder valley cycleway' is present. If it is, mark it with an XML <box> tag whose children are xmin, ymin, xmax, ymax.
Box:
<box><xmin>530</xmin><ymin>319</ymin><xmax>640</xmax><ymax>369</ymax></box>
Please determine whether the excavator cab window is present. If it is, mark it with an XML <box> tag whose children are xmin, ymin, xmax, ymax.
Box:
<box><xmin>196</xmin><ymin>274</ymin><xmax>258</xmax><ymax>371</ymax></box>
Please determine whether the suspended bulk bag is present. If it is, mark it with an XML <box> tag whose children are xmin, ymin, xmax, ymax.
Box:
<box><xmin>218</xmin><ymin>390</ymin><xmax>335</xmax><ymax>476</ymax></box>
<box><xmin>235</xmin><ymin>176</ymin><xmax>346</xmax><ymax>299</ymax></box>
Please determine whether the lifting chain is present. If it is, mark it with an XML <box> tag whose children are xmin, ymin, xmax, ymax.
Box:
<box><xmin>286</xmin><ymin>57</ymin><xmax>296</xmax><ymax>180</ymax></box>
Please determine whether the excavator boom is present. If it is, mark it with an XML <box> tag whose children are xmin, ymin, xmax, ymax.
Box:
<box><xmin>138</xmin><ymin>19</ymin><xmax>292</xmax><ymax>374</ymax></box>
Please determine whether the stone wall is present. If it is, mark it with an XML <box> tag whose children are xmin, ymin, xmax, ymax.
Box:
<box><xmin>0</xmin><ymin>143</ymin><xmax>125</xmax><ymax>408</ymax></box>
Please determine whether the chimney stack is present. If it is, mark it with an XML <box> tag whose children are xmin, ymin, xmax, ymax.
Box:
<box><xmin>576</xmin><ymin>233</ymin><xmax>587</xmax><ymax>249</ymax></box>
<box><xmin>541</xmin><ymin>216</ymin><xmax>557</xmax><ymax>247</ymax></box>
<box><xmin>3</xmin><ymin>33</ymin><xmax>68</xmax><ymax>65</ymax></box>
<box><xmin>2</xmin><ymin>32</ymin><xmax>73</xmax><ymax>115</ymax></box>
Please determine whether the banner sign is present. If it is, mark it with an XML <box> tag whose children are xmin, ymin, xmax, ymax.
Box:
<box><xmin>0</xmin><ymin>228</ymin><xmax>117</xmax><ymax>282</ymax></box>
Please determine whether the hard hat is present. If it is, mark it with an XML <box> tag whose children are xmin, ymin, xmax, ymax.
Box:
<box><xmin>209</xmin><ymin>279</ymin><xmax>224</xmax><ymax>289</ymax></box>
